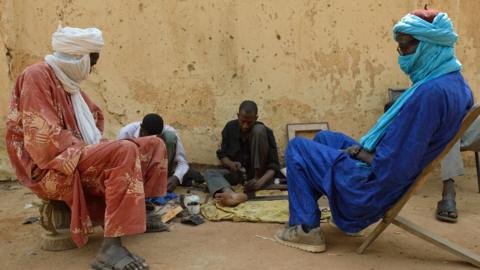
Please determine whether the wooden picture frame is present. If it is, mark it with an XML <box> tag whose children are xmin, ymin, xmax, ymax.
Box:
<box><xmin>287</xmin><ymin>122</ymin><xmax>330</xmax><ymax>140</ymax></box>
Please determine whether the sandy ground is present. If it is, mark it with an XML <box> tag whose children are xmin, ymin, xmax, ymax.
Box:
<box><xmin>1</xmin><ymin>168</ymin><xmax>479</xmax><ymax>270</ymax></box>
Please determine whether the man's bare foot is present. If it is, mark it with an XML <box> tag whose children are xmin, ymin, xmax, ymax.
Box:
<box><xmin>91</xmin><ymin>237</ymin><xmax>148</xmax><ymax>270</ymax></box>
<box><xmin>214</xmin><ymin>191</ymin><xmax>248</xmax><ymax>207</ymax></box>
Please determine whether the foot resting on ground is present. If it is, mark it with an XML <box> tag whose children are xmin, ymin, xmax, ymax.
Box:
<box><xmin>274</xmin><ymin>224</ymin><xmax>326</xmax><ymax>253</ymax></box>
<box><xmin>436</xmin><ymin>179</ymin><xmax>458</xmax><ymax>223</ymax></box>
<box><xmin>91</xmin><ymin>237</ymin><xmax>148</xmax><ymax>270</ymax></box>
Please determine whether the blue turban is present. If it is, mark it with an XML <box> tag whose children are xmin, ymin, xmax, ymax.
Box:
<box><xmin>360</xmin><ymin>12</ymin><xmax>462</xmax><ymax>152</ymax></box>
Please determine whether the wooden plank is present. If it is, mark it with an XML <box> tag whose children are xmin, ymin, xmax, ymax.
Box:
<box><xmin>248</xmin><ymin>195</ymin><xmax>289</xmax><ymax>201</ymax></box>
<box><xmin>356</xmin><ymin>220</ymin><xmax>390</xmax><ymax>254</ymax></box>
<box><xmin>358</xmin><ymin>105</ymin><xmax>480</xmax><ymax>255</ymax></box>
<box><xmin>393</xmin><ymin>216</ymin><xmax>480</xmax><ymax>268</ymax></box>
<box><xmin>384</xmin><ymin>105</ymin><xmax>480</xmax><ymax>221</ymax></box>
<box><xmin>475</xmin><ymin>152</ymin><xmax>480</xmax><ymax>193</ymax></box>
<box><xmin>262</xmin><ymin>184</ymin><xmax>288</xmax><ymax>191</ymax></box>
<box><xmin>160</xmin><ymin>206</ymin><xmax>183</xmax><ymax>223</ymax></box>
<box><xmin>287</xmin><ymin>122</ymin><xmax>329</xmax><ymax>140</ymax></box>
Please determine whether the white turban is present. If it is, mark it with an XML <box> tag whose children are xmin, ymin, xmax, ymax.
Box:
<box><xmin>52</xmin><ymin>27</ymin><xmax>104</xmax><ymax>55</ymax></box>
<box><xmin>45</xmin><ymin>26</ymin><xmax>104</xmax><ymax>145</ymax></box>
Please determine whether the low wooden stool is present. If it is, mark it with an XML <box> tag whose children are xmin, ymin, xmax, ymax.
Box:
<box><xmin>39</xmin><ymin>200</ymin><xmax>77</xmax><ymax>251</ymax></box>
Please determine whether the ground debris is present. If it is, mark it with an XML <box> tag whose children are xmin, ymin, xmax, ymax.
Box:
<box><xmin>255</xmin><ymin>235</ymin><xmax>275</xmax><ymax>242</ymax></box>
<box><xmin>22</xmin><ymin>216</ymin><xmax>40</xmax><ymax>225</ymax></box>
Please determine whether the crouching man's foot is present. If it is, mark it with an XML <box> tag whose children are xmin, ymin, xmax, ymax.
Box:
<box><xmin>274</xmin><ymin>224</ymin><xmax>326</xmax><ymax>253</ymax></box>
<box><xmin>214</xmin><ymin>190</ymin><xmax>248</xmax><ymax>207</ymax></box>
<box><xmin>91</xmin><ymin>237</ymin><xmax>149</xmax><ymax>270</ymax></box>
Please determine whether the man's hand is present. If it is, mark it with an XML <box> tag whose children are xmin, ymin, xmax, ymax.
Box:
<box><xmin>228</xmin><ymin>161</ymin><xmax>242</xmax><ymax>172</ymax></box>
<box><xmin>221</xmin><ymin>157</ymin><xmax>242</xmax><ymax>172</ymax></box>
<box><xmin>244</xmin><ymin>178</ymin><xmax>261</xmax><ymax>192</ymax></box>
<box><xmin>342</xmin><ymin>145</ymin><xmax>362</xmax><ymax>156</ymax></box>
<box><xmin>167</xmin><ymin>175</ymin><xmax>180</xmax><ymax>192</ymax></box>
<box><xmin>342</xmin><ymin>145</ymin><xmax>374</xmax><ymax>164</ymax></box>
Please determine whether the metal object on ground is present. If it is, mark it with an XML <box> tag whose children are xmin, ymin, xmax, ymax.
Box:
<box><xmin>248</xmin><ymin>195</ymin><xmax>289</xmax><ymax>201</ymax></box>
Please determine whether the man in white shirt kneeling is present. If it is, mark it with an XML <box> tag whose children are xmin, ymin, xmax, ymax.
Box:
<box><xmin>118</xmin><ymin>113</ymin><xmax>203</xmax><ymax>191</ymax></box>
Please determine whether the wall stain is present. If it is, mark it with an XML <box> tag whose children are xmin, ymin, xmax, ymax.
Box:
<box><xmin>0</xmin><ymin>0</ymin><xmax>479</xmax><ymax>176</ymax></box>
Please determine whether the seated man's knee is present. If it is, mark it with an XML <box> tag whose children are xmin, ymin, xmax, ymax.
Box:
<box><xmin>287</xmin><ymin>137</ymin><xmax>308</xmax><ymax>153</ymax></box>
<box><xmin>313</xmin><ymin>130</ymin><xmax>338</xmax><ymax>143</ymax></box>
<box><xmin>203</xmin><ymin>169</ymin><xmax>224</xmax><ymax>180</ymax></box>
<box><xmin>142</xmin><ymin>135</ymin><xmax>165</xmax><ymax>148</ymax></box>
<box><xmin>118</xmin><ymin>139</ymin><xmax>138</xmax><ymax>149</ymax></box>
<box><xmin>251</xmin><ymin>124</ymin><xmax>267</xmax><ymax>137</ymax></box>
<box><xmin>115</xmin><ymin>140</ymin><xmax>140</xmax><ymax>159</ymax></box>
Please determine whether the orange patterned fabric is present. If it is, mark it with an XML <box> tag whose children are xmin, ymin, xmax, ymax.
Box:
<box><xmin>5</xmin><ymin>63</ymin><xmax>167</xmax><ymax>246</ymax></box>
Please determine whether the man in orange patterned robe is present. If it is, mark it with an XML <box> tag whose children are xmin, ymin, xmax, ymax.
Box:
<box><xmin>5</xmin><ymin>27</ymin><xmax>165</xmax><ymax>270</ymax></box>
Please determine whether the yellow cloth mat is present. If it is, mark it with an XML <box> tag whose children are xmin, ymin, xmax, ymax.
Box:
<box><xmin>201</xmin><ymin>190</ymin><xmax>331</xmax><ymax>223</ymax></box>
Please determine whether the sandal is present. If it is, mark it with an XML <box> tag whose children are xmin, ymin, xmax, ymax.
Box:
<box><xmin>90</xmin><ymin>245</ymin><xmax>148</xmax><ymax>270</ymax></box>
<box><xmin>436</xmin><ymin>199</ymin><xmax>458</xmax><ymax>223</ymax></box>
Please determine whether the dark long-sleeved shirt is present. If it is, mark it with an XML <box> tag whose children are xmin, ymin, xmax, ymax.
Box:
<box><xmin>216</xmin><ymin>120</ymin><xmax>280</xmax><ymax>178</ymax></box>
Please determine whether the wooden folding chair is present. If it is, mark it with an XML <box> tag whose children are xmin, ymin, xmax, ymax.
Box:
<box><xmin>388</xmin><ymin>88</ymin><xmax>480</xmax><ymax>193</ymax></box>
<box><xmin>357</xmin><ymin>104</ymin><xmax>480</xmax><ymax>267</ymax></box>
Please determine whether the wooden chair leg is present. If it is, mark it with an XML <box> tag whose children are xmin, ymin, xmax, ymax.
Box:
<box><xmin>393</xmin><ymin>216</ymin><xmax>480</xmax><ymax>267</ymax></box>
<box><xmin>356</xmin><ymin>105</ymin><xmax>480</xmax><ymax>265</ymax></box>
<box><xmin>475</xmin><ymin>152</ymin><xmax>480</xmax><ymax>193</ymax></box>
<box><xmin>357</xmin><ymin>219</ymin><xmax>391</xmax><ymax>254</ymax></box>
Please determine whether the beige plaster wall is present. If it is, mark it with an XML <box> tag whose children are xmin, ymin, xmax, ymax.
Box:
<box><xmin>0</xmin><ymin>0</ymin><xmax>15</xmax><ymax>179</ymax></box>
<box><xmin>0</xmin><ymin>0</ymin><xmax>479</xmax><ymax>179</ymax></box>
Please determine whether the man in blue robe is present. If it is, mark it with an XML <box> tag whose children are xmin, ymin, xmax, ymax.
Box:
<box><xmin>275</xmin><ymin>9</ymin><xmax>474</xmax><ymax>253</ymax></box>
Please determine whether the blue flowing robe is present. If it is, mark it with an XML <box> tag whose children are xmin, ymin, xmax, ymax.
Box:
<box><xmin>286</xmin><ymin>71</ymin><xmax>473</xmax><ymax>233</ymax></box>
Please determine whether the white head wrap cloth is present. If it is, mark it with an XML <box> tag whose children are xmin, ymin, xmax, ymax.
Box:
<box><xmin>45</xmin><ymin>27</ymin><xmax>104</xmax><ymax>145</ymax></box>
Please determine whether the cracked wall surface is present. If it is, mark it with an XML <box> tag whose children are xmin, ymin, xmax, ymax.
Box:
<box><xmin>0</xmin><ymin>0</ymin><xmax>479</xmax><ymax>179</ymax></box>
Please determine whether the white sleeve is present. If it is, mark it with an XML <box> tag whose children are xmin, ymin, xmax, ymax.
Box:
<box><xmin>173</xmin><ymin>134</ymin><xmax>189</xmax><ymax>183</ymax></box>
<box><xmin>117</xmin><ymin>122</ymin><xmax>139</xmax><ymax>139</ymax></box>
<box><xmin>117</xmin><ymin>126</ymin><xmax>129</xmax><ymax>139</ymax></box>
